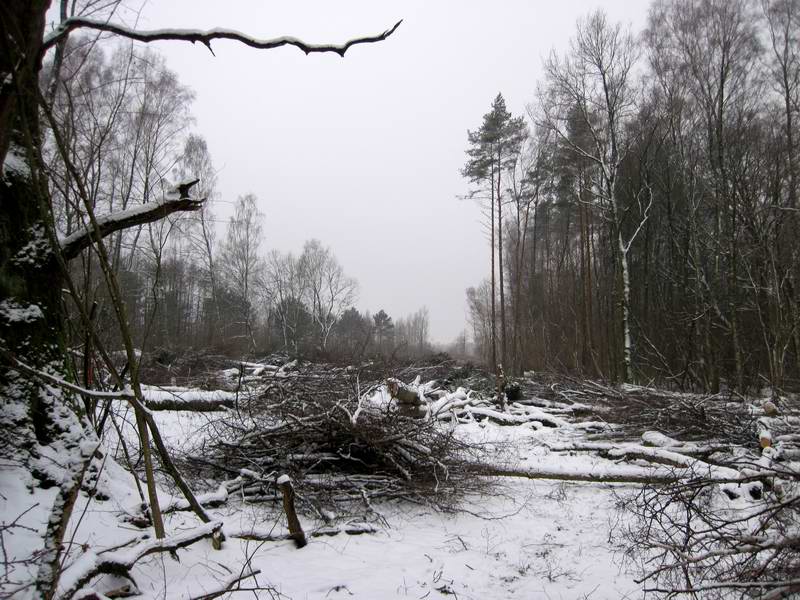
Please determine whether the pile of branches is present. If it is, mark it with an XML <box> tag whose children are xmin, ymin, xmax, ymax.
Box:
<box><xmin>618</xmin><ymin>397</ymin><xmax>800</xmax><ymax>598</ymax></box>
<box><xmin>520</xmin><ymin>374</ymin><xmax>762</xmax><ymax>445</ymax></box>
<box><xmin>183</xmin><ymin>364</ymin><xmax>485</xmax><ymax>516</ymax></box>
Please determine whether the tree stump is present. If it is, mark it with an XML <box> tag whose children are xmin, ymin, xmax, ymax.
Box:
<box><xmin>387</xmin><ymin>378</ymin><xmax>426</xmax><ymax>417</ymax></box>
<box><xmin>277</xmin><ymin>475</ymin><xmax>307</xmax><ymax>548</ymax></box>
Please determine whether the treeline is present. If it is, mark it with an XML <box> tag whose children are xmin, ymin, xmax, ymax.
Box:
<box><xmin>45</xmin><ymin>39</ymin><xmax>431</xmax><ymax>361</ymax></box>
<box><xmin>464</xmin><ymin>0</ymin><xmax>800</xmax><ymax>392</ymax></box>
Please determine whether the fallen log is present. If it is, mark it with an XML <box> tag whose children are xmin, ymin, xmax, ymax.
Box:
<box><xmin>229</xmin><ymin>522</ymin><xmax>378</xmax><ymax>543</ymax></box>
<box><xmin>467</xmin><ymin>461</ymin><xmax>685</xmax><ymax>485</ymax></box>
<box><xmin>140</xmin><ymin>386</ymin><xmax>237</xmax><ymax>412</ymax></box>
<box><xmin>386</xmin><ymin>377</ymin><xmax>424</xmax><ymax>416</ymax></box>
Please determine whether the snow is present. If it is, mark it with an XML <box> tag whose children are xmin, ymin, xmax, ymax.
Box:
<box><xmin>0</xmin><ymin>300</ymin><xmax>43</xmax><ymax>323</ymax></box>
<box><xmin>2</xmin><ymin>143</ymin><xmax>29</xmax><ymax>178</ymax></box>
<box><xmin>140</xmin><ymin>385</ymin><xmax>237</xmax><ymax>405</ymax></box>
<box><xmin>12</xmin><ymin>225</ymin><xmax>50</xmax><ymax>267</ymax></box>
<box><xmin>3</xmin><ymin>375</ymin><xmax>789</xmax><ymax>599</ymax></box>
<box><xmin>641</xmin><ymin>430</ymin><xmax>677</xmax><ymax>447</ymax></box>
<box><xmin>35</xmin><ymin>469</ymin><xmax>639</xmax><ymax>600</ymax></box>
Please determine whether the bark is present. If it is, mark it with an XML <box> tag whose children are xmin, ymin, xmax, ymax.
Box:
<box><xmin>490</xmin><ymin>162</ymin><xmax>498</xmax><ymax>371</ymax></box>
<box><xmin>278</xmin><ymin>475</ymin><xmax>307</xmax><ymax>548</ymax></box>
<box><xmin>497</xmin><ymin>148</ymin><xmax>508</xmax><ymax>371</ymax></box>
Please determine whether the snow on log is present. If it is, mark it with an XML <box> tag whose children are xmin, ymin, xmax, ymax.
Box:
<box><xmin>140</xmin><ymin>386</ymin><xmax>236</xmax><ymax>411</ymax></box>
<box><xmin>468</xmin><ymin>460</ymin><xmax>686</xmax><ymax>485</ymax></box>
<box><xmin>229</xmin><ymin>522</ymin><xmax>378</xmax><ymax>543</ymax></box>
<box><xmin>641</xmin><ymin>431</ymin><xmax>679</xmax><ymax>447</ymax></box>
<box><xmin>465</xmin><ymin>405</ymin><xmax>566</xmax><ymax>428</ymax></box>
<box><xmin>161</xmin><ymin>485</ymin><xmax>228</xmax><ymax>514</ymax></box>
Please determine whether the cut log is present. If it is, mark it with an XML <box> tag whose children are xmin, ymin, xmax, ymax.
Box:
<box><xmin>386</xmin><ymin>378</ymin><xmax>421</xmax><ymax>405</ymax></box>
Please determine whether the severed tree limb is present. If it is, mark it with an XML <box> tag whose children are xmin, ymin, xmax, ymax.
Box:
<box><xmin>41</xmin><ymin>19</ymin><xmax>402</xmax><ymax>58</ymax></box>
<box><xmin>60</xmin><ymin>187</ymin><xmax>204</xmax><ymax>260</ymax></box>
<box><xmin>58</xmin><ymin>521</ymin><xmax>223</xmax><ymax>600</ymax></box>
<box><xmin>645</xmin><ymin>578</ymin><xmax>800</xmax><ymax>597</ymax></box>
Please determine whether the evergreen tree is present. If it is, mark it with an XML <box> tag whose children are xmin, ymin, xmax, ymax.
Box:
<box><xmin>462</xmin><ymin>93</ymin><xmax>527</xmax><ymax>373</ymax></box>
<box><xmin>372</xmin><ymin>309</ymin><xmax>395</xmax><ymax>353</ymax></box>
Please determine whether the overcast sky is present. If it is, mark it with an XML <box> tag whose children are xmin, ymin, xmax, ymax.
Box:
<box><xmin>129</xmin><ymin>0</ymin><xmax>650</xmax><ymax>343</ymax></box>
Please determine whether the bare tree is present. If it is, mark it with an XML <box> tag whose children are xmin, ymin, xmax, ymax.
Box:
<box><xmin>218</xmin><ymin>194</ymin><xmax>265</xmax><ymax>350</ymax></box>
<box><xmin>264</xmin><ymin>250</ymin><xmax>310</xmax><ymax>353</ymax></box>
<box><xmin>299</xmin><ymin>239</ymin><xmax>358</xmax><ymax>353</ymax></box>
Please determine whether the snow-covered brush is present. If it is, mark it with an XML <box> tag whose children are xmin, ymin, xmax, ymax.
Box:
<box><xmin>177</xmin><ymin>365</ymin><xmax>487</xmax><ymax>519</ymax></box>
<box><xmin>619</xmin><ymin>397</ymin><xmax>800</xmax><ymax>599</ymax></box>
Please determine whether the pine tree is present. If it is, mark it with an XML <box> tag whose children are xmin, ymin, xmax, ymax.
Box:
<box><xmin>462</xmin><ymin>93</ymin><xmax>527</xmax><ymax>373</ymax></box>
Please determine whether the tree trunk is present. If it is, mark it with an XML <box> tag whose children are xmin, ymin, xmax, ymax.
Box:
<box><xmin>490</xmin><ymin>160</ymin><xmax>497</xmax><ymax>371</ymax></box>
<box><xmin>0</xmin><ymin>4</ymin><xmax>98</xmax><ymax>598</ymax></box>
<box><xmin>617</xmin><ymin>229</ymin><xmax>634</xmax><ymax>383</ymax></box>
<box><xmin>497</xmin><ymin>148</ymin><xmax>508</xmax><ymax>371</ymax></box>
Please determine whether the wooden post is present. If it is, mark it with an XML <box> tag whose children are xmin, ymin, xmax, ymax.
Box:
<box><xmin>277</xmin><ymin>475</ymin><xmax>307</xmax><ymax>548</ymax></box>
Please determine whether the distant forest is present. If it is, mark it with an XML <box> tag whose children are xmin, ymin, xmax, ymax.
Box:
<box><xmin>44</xmin><ymin>47</ymin><xmax>433</xmax><ymax>362</ymax></box>
<box><xmin>463</xmin><ymin>1</ymin><xmax>800</xmax><ymax>393</ymax></box>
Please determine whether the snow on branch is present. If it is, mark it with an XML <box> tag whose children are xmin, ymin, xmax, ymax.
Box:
<box><xmin>0</xmin><ymin>347</ymin><xmax>134</xmax><ymax>400</ymax></box>
<box><xmin>60</xmin><ymin>183</ymin><xmax>204</xmax><ymax>260</ymax></box>
<box><xmin>42</xmin><ymin>19</ymin><xmax>402</xmax><ymax>58</ymax></box>
<box><xmin>58</xmin><ymin>521</ymin><xmax>223</xmax><ymax>600</ymax></box>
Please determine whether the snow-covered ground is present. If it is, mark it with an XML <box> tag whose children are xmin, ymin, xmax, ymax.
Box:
<box><xmin>120</xmin><ymin>479</ymin><xmax>638</xmax><ymax>600</ymax></box>
<box><xmin>9</xmin><ymin>374</ymin><xmax>784</xmax><ymax>599</ymax></box>
<box><xmin>1</xmin><ymin>415</ymin><xmax>640</xmax><ymax>600</ymax></box>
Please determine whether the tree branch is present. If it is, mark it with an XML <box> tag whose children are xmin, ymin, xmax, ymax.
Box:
<box><xmin>58</xmin><ymin>522</ymin><xmax>223</xmax><ymax>600</ymax></box>
<box><xmin>42</xmin><ymin>19</ymin><xmax>403</xmax><ymax>58</ymax></box>
<box><xmin>60</xmin><ymin>187</ymin><xmax>204</xmax><ymax>260</ymax></box>
<box><xmin>0</xmin><ymin>347</ymin><xmax>134</xmax><ymax>400</ymax></box>
<box><xmin>189</xmin><ymin>569</ymin><xmax>262</xmax><ymax>600</ymax></box>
